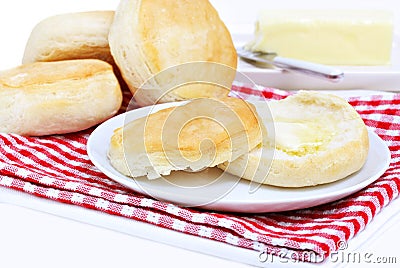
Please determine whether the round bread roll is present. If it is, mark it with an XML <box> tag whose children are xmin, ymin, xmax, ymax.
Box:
<box><xmin>22</xmin><ymin>11</ymin><xmax>115</xmax><ymax>64</ymax></box>
<box><xmin>0</xmin><ymin>59</ymin><xmax>122</xmax><ymax>136</ymax></box>
<box><xmin>218</xmin><ymin>91</ymin><xmax>369</xmax><ymax>187</ymax></box>
<box><xmin>108</xmin><ymin>97</ymin><xmax>262</xmax><ymax>179</ymax></box>
<box><xmin>108</xmin><ymin>0</ymin><xmax>237</xmax><ymax>106</ymax></box>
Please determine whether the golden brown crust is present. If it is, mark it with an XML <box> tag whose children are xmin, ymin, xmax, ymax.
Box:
<box><xmin>0</xmin><ymin>59</ymin><xmax>122</xmax><ymax>136</ymax></box>
<box><xmin>0</xmin><ymin>59</ymin><xmax>111</xmax><ymax>87</ymax></box>
<box><xmin>218</xmin><ymin>91</ymin><xmax>369</xmax><ymax>187</ymax></box>
<box><xmin>137</xmin><ymin>0</ymin><xmax>237</xmax><ymax>75</ymax></box>
<box><xmin>109</xmin><ymin>0</ymin><xmax>237</xmax><ymax>106</ymax></box>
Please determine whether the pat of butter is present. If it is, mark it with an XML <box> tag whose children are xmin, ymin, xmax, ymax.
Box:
<box><xmin>273</xmin><ymin>121</ymin><xmax>332</xmax><ymax>156</ymax></box>
<box><xmin>246</xmin><ymin>10</ymin><xmax>393</xmax><ymax>65</ymax></box>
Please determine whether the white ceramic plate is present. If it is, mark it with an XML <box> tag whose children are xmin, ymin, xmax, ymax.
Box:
<box><xmin>87</xmin><ymin>102</ymin><xmax>391</xmax><ymax>213</ymax></box>
<box><xmin>232</xmin><ymin>30</ymin><xmax>400</xmax><ymax>91</ymax></box>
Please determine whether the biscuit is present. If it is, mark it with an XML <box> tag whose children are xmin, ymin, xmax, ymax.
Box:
<box><xmin>22</xmin><ymin>11</ymin><xmax>115</xmax><ymax>64</ymax></box>
<box><xmin>0</xmin><ymin>59</ymin><xmax>122</xmax><ymax>136</ymax></box>
<box><xmin>108</xmin><ymin>97</ymin><xmax>262</xmax><ymax>179</ymax></box>
<box><xmin>218</xmin><ymin>91</ymin><xmax>369</xmax><ymax>187</ymax></box>
<box><xmin>109</xmin><ymin>0</ymin><xmax>237</xmax><ymax>106</ymax></box>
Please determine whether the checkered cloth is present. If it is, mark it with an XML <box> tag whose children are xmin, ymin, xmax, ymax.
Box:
<box><xmin>0</xmin><ymin>85</ymin><xmax>399</xmax><ymax>262</ymax></box>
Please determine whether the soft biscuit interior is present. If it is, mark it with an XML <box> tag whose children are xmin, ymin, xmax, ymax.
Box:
<box><xmin>218</xmin><ymin>91</ymin><xmax>369</xmax><ymax>187</ymax></box>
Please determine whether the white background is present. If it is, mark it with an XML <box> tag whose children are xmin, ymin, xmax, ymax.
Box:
<box><xmin>0</xmin><ymin>1</ymin><xmax>400</xmax><ymax>267</ymax></box>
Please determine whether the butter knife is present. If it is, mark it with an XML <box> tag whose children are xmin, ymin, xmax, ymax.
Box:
<box><xmin>237</xmin><ymin>47</ymin><xmax>344</xmax><ymax>83</ymax></box>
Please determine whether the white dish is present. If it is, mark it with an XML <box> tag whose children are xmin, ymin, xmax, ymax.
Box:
<box><xmin>232</xmin><ymin>30</ymin><xmax>400</xmax><ymax>91</ymax></box>
<box><xmin>87</xmin><ymin>102</ymin><xmax>391</xmax><ymax>213</ymax></box>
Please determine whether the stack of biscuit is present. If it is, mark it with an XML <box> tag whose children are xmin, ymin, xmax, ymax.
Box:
<box><xmin>0</xmin><ymin>0</ymin><xmax>237</xmax><ymax>136</ymax></box>
<box><xmin>0</xmin><ymin>0</ymin><xmax>369</xmax><ymax>187</ymax></box>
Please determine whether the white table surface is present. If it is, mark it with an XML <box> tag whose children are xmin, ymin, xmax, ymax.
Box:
<box><xmin>1</xmin><ymin>1</ymin><xmax>400</xmax><ymax>267</ymax></box>
<box><xmin>0</xmin><ymin>189</ymin><xmax>252</xmax><ymax>268</ymax></box>
<box><xmin>0</xmin><ymin>204</ymin><xmax>247</xmax><ymax>268</ymax></box>
<box><xmin>0</xmin><ymin>188</ymin><xmax>399</xmax><ymax>268</ymax></box>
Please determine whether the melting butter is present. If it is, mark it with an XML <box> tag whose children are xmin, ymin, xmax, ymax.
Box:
<box><xmin>273</xmin><ymin>120</ymin><xmax>334</xmax><ymax>156</ymax></box>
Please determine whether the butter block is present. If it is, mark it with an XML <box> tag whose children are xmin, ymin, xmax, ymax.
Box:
<box><xmin>245</xmin><ymin>10</ymin><xmax>394</xmax><ymax>65</ymax></box>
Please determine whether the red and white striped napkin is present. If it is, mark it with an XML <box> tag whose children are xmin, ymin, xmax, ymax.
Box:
<box><xmin>0</xmin><ymin>85</ymin><xmax>399</xmax><ymax>262</ymax></box>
